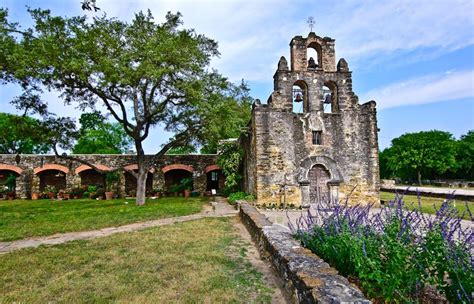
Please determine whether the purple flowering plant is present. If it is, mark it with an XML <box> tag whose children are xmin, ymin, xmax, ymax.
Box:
<box><xmin>289</xmin><ymin>192</ymin><xmax>473</xmax><ymax>302</ymax></box>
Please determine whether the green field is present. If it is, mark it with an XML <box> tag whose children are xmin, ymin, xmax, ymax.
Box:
<box><xmin>0</xmin><ymin>197</ymin><xmax>207</xmax><ymax>241</ymax></box>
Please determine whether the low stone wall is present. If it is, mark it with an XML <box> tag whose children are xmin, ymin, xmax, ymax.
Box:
<box><xmin>380</xmin><ymin>187</ymin><xmax>474</xmax><ymax>202</ymax></box>
<box><xmin>238</xmin><ymin>201</ymin><xmax>370</xmax><ymax>304</ymax></box>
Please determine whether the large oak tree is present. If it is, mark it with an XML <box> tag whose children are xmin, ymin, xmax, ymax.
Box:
<box><xmin>1</xmin><ymin>8</ymin><xmax>241</xmax><ymax>205</ymax></box>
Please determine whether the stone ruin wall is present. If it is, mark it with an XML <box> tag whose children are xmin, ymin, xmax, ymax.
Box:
<box><xmin>0</xmin><ymin>154</ymin><xmax>221</xmax><ymax>199</ymax></box>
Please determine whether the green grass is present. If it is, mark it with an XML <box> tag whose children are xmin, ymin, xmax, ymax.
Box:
<box><xmin>380</xmin><ymin>191</ymin><xmax>472</xmax><ymax>219</ymax></box>
<box><xmin>0</xmin><ymin>217</ymin><xmax>274</xmax><ymax>303</ymax></box>
<box><xmin>0</xmin><ymin>197</ymin><xmax>208</xmax><ymax>241</ymax></box>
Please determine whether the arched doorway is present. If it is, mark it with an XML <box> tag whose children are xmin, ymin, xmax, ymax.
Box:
<box><xmin>164</xmin><ymin>169</ymin><xmax>192</xmax><ymax>195</ymax></box>
<box><xmin>0</xmin><ymin>170</ymin><xmax>19</xmax><ymax>198</ymax></box>
<box><xmin>38</xmin><ymin>170</ymin><xmax>67</xmax><ymax>192</ymax></box>
<box><xmin>309</xmin><ymin>165</ymin><xmax>330</xmax><ymax>204</ymax></box>
<box><xmin>206</xmin><ymin>170</ymin><xmax>224</xmax><ymax>192</ymax></box>
<box><xmin>79</xmin><ymin>169</ymin><xmax>105</xmax><ymax>189</ymax></box>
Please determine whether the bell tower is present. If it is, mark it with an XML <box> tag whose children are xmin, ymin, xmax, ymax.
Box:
<box><xmin>242</xmin><ymin>31</ymin><xmax>380</xmax><ymax>207</ymax></box>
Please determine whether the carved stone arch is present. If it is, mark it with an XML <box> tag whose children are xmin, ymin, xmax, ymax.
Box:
<box><xmin>298</xmin><ymin>155</ymin><xmax>342</xmax><ymax>184</ymax></box>
<box><xmin>75</xmin><ymin>164</ymin><xmax>111</xmax><ymax>174</ymax></box>
<box><xmin>0</xmin><ymin>164</ymin><xmax>23</xmax><ymax>175</ymax></box>
<box><xmin>161</xmin><ymin>164</ymin><xmax>193</xmax><ymax>174</ymax></box>
<box><xmin>204</xmin><ymin>164</ymin><xmax>221</xmax><ymax>174</ymax></box>
<box><xmin>33</xmin><ymin>164</ymin><xmax>69</xmax><ymax>175</ymax></box>
<box><xmin>298</xmin><ymin>156</ymin><xmax>342</xmax><ymax>206</ymax></box>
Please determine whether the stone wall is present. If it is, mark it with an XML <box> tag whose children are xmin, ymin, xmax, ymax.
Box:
<box><xmin>0</xmin><ymin>154</ymin><xmax>222</xmax><ymax>199</ymax></box>
<box><xmin>242</xmin><ymin>31</ymin><xmax>380</xmax><ymax>207</ymax></box>
<box><xmin>238</xmin><ymin>202</ymin><xmax>369</xmax><ymax>303</ymax></box>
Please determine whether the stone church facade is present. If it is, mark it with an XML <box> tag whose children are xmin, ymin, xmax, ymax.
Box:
<box><xmin>241</xmin><ymin>32</ymin><xmax>380</xmax><ymax>206</ymax></box>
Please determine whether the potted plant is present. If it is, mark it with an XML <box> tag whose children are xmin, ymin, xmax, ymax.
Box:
<box><xmin>31</xmin><ymin>191</ymin><xmax>39</xmax><ymax>200</ymax></box>
<box><xmin>152</xmin><ymin>188</ymin><xmax>163</xmax><ymax>198</ymax></box>
<box><xmin>44</xmin><ymin>185</ymin><xmax>57</xmax><ymax>199</ymax></box>
<box><xmin>63</xmin><ymin>190</ymin><xmax>71</xmax><ymax>200</ymax></box>
<box><xmin>180</xmin><ymin>177</ymin><xmax>193</xmax><ymax>198</ymax></box>
<box><xmin>87</xmin><ymin>185</ymin><xmax>98</xmax><ymax>199</ymax></box>
<box><xmin>0</xmin><ymin>186</ymin><xmax>5</xmax><ymax>199</ymax></box>
<box><xmin>70</xmin><ymin>187</ymin><xmax>84</xmax><ymax>199</ymax></box>
<box><xmin>92</xmin><ymin>187</ymin><xmax>105</xmax><ymax>200</ymax></box>
<box><xmin>105</xmin><ymin>171</ymin><xmax>119</xmax><ymax>200</ymax></box>
<box><xmin>5</xmin><ymin>174</ymin><xmax>16</xmax><ymax>200</ymax></box>
<box><xmin>169</xmin><ymin>184</ymin><xmax>180</xmax><ymax>196</ymax></box>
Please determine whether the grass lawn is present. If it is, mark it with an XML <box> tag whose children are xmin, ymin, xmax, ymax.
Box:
<box><xmin>380</xmin><ymin>191</ymin><xmax>473</xmax><ymax>219</ymax></box>
<box><xmin>0</xmin><ymin>217</ymin><xmax>274</xmax><ymax>303</ymax></box>
<box><xmin>0</xmin><ymin>197</ymin><xmax>208</xmax><ymax>242</ymax></box>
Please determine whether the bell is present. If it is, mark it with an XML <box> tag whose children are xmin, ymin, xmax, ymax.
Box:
<box><xmin>294</xmin><ymin>93</ymin><xmax>303</xmax><ymax>102</ymax></box>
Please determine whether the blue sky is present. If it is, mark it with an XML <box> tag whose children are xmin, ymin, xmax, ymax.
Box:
<box><xmin>1</xmin><ymin>0</ymin><xmax>473</xmax><ymax>152</ymax></box>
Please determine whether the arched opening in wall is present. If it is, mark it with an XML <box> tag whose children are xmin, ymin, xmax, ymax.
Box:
<box><xmin>309</xmin><ymin>164</ymin><xmax>330</xmax><ymax>205</ymax></box>
<box><xmin>0</xmin><ymin>170</ymin><xmax>19</xmax><ymax>198</ymax></box>
<box><xmin>206</xmin><ymin>170</ymin><xmax>224</xmax><ymax>193</ymax></box>
<box><xmin>38</xmin><ymin>170</ymin><xmax>66</xmax><ymax>192</ymax></box>
<box><xmin>322</xmin><ymin>81</ymin><xmax>338</xmax><ymax>113</ymax></box>
<box><xmin>164</xmin><ymin>169</ymin><xmax>193</xmax><ymax>196</ymax></box>
<box><xmin>79</xmin><ymin>169</ymin><xmax>105</xmax><ymax>189</ymax></box>
<box><xmin>307</xmin><ymin>42</ymin><xmax>322</xmax><ymax>69</ymax></box>
<box><xmin>124</xmin><ymin>171</ymin><xmax>153</xmax><ymax>197</ymax></box>
<box><xmin>292</xmin><ymin>80</ymin><xmax>308</xmax><ymax>113</ymax></box>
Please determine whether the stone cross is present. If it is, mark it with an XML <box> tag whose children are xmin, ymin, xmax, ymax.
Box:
<box><xmin>307</xmin><ymin>17</ymin><xmax>315</xmax><ymax>32</ymax></box>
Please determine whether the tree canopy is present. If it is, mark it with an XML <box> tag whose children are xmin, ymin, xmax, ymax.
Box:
<box><xmin>379</xmin><ymin>130</ymin><xmax>473</xmax><ymax>184</ymax></box>
<box><xmin>0</xmin><ymin>112</ymin><xmax>50</xmax><ymax>154</ymax></box>
<box><xmin>73</xmin><ymin>111</ymin><xmax>133</xmax><ymax>154</ymax></box>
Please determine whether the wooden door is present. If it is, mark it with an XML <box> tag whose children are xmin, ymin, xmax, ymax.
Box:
<box><xmin>309</xmin><ymin>165</ymin><xmax>330</xmax><ymax>204</ymax></box>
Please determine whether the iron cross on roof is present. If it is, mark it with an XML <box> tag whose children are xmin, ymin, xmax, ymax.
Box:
<box><xmin>307</xmin><ymin>17</ymin><xmax>315</xmax><ymax>32</ymax></box>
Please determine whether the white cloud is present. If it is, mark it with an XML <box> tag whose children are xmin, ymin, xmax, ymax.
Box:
<box><xmin>361</xmin><ymin>70</ymin><xmax>474</xmax><ymax>109</ymax></box>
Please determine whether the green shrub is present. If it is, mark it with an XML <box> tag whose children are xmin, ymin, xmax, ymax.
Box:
<box><xmin>295</xmin><ymin>198</ymin><xmax>473</xmax><ymax>302</ymax></box>
<box><xmin>228</xmin><ymin>192</ymin><xmax>255</xmax><ymax>205</ymax></box>
<box><xmin>87</xmin><ymin>185</ymin><xmax>98</xmax><ymax>193</ymax></box>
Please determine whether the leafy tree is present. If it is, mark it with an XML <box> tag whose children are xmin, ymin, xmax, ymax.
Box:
<box><xmin>217</xmin><ymin>140</ymin><xmax>243</xmax><ymax>192</ymax></box>
<box><xmin>197</xmin><ymin>78</ymin><xmax>252</xmax><ymax>154</ymax></box>
<box><xmin>73</xmin><ymin>112</ymin><xmax>132</xmax><ymax>154</ymax></box>
<box><xmin>378</xmin><ymin>148</ymin><xmax>393</xmax><ymax>179</ymax></box>
<box><xmin>455</xmin><ymin>130</ymin><xmax>474</xmax><ymax>179</ymax></box>
<box><xmin>166</xmin><ymin>145</ymin><xmax>196</xmax><ymax>155</ymax></box>
<box><xmin>385</xmin><ymin>130</ymin><xmax>456</xmax><ymax>185</ymax></box>
<box><xmin>0</xmin><ymin>112</ymin><xmax>50</xmax><ymax>154</ymax></box>
<box><xmin>0</xmin><ymin>8</ymin><xmax>232</xmax><ymax>205</ymax></box>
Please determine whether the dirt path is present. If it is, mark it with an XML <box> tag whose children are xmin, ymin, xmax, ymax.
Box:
<box><xmin>0</xmin><ymin>197</ymin><xmax>237</xmax><ymax>254</ymax></box>
<box><xmin>233</xmin><ymin>218</ymin><xmax>292</xmax><ymax>304</ymax></box>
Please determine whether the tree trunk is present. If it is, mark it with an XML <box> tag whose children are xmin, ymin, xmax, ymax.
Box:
<box><xmin>135</xmin><ymin>141</ymin><xmax>147</xmax><ymax>206</ymax></box>
<box><xmin>136</xmin><ymin>170</ymin><xmax>147</xmax><ymax>206</ymax></box>
<box><xmin>417</xmin><ymin>169</ymin><xmax>422</xmax><ymax>186</ymax></box>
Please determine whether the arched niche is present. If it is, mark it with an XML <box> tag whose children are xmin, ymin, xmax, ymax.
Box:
<box><xmin>322</xmin><ymin>81</ymin><xmax>339</xmax><ymax>113</ymax></box>
<box><xmin>292</xmin><ymin>80</ymin><xmax>309</xmax><ymax>113</ymax></box>
<box><xmin>307</xmin><ymin>42</ymin><xmax>322</xmax><ymax>69</ymax></box>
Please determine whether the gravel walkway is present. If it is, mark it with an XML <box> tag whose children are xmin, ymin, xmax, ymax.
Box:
<box><xmin>0</xmin><ymin>197</ymin><xmax>237</xmax><ymax>254</ymax></box>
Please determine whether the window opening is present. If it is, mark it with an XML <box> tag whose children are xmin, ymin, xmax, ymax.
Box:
<box><xmin>312</xmin><ymin>131</ymin><xmax>322</xmax><ymax>145</ymax></box>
